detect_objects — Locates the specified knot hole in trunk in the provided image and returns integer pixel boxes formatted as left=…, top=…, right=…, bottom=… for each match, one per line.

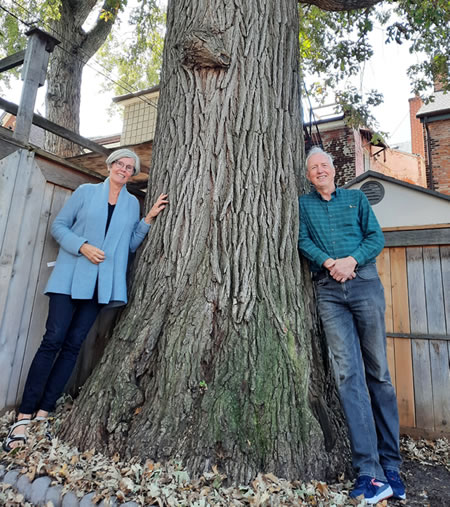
left=179, top=29, right=231, bottom=69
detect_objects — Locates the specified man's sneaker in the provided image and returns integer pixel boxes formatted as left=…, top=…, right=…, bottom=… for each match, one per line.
left=349, top=475, right=393, bottom=504
left=384, top=469, right=406, bottom=500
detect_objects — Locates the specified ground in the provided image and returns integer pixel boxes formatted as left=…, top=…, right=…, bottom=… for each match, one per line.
left=399, top=442, right=450, bottom=506
left=1, top=401, right=449, bottom=506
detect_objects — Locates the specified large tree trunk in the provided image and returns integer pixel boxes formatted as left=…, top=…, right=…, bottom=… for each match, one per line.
left=44, top=0, right=117, bottom=157
left=61, top=0, right=350, bottom=482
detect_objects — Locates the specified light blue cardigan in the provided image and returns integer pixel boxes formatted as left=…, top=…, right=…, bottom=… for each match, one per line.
left=45, top=178, right=150, bottom=306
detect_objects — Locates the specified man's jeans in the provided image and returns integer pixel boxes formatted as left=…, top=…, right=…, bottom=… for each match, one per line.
left=20, top=293, right=103, bottom=414
left=315, top=263, right=401, bottom=480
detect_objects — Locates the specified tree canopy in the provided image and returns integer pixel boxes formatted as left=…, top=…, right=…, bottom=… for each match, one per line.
left=299, top=0, right=449, bottom=128
left=0, top=0, right=448, bottom=135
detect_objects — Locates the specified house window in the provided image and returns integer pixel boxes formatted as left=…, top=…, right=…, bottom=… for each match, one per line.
left=360, top=181, right=385, bottom=205
left=363, top=151, right=370, bottom=172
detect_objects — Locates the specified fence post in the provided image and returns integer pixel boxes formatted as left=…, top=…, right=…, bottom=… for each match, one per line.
left=13, top=27, right=59, bottom=144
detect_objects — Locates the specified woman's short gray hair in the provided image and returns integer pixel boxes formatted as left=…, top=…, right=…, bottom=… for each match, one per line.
left=105, top=149, right=141, bottom=175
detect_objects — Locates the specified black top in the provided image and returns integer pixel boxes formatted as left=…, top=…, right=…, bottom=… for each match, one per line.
left=106, top=203, right=116, bottom=234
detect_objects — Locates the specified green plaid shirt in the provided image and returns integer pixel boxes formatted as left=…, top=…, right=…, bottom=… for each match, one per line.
left=298, top=187, right=384, bottom=272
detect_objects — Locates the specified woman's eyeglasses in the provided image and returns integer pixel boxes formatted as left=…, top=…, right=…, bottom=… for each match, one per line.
left=114, top=160, right=135, bottom=173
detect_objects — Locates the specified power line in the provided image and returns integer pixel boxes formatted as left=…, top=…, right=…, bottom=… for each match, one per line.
left=4, top=0, right=159, bottom=111
left=0, top=2, right=33, bottom=27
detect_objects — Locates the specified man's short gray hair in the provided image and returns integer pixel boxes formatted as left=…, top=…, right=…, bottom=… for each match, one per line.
left=105, top=149, right=141, bottom=176
left=305, top=146, right=334, bottom=169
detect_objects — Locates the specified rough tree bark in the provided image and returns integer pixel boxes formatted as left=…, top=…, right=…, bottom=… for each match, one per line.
left=61, top=0, right=352, bottom=482
left=44, top=0, right=117, bottom=157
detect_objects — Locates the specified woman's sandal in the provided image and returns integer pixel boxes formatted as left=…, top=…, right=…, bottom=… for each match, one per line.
left=2, top=419, right=31, bottom=452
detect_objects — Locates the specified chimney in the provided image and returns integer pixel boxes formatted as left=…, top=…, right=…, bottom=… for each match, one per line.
left=409, top=95, right=425, bottom=158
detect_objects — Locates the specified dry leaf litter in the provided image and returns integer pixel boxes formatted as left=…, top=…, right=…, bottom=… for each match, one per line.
left=0, top=402, right=448, bottom=506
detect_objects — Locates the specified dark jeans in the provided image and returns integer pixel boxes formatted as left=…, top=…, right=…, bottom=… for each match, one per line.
left=315, top=263, right=401, bottom=480
left=19, top=293, right=103, bottom=414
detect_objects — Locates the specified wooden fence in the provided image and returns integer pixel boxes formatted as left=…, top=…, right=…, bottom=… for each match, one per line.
left=377, top=242, right=450, bottom=438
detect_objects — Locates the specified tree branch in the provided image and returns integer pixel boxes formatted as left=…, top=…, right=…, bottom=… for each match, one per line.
left=300, top=0, right=381, bottom=11
left=70, top=0, right=98, bottom=28
left=80, top=0, right=118, bottom=58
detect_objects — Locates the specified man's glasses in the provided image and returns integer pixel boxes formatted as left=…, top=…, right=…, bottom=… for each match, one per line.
left=114, top=160, right=135, bottom=173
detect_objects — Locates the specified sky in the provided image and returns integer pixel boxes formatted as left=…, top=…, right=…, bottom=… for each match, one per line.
left=303, top=25, right=424, bottom=149
left=2, top=17, right=424, bottom=149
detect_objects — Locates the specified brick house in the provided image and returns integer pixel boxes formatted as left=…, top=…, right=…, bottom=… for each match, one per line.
left=413, top=82, right=450, bottom=195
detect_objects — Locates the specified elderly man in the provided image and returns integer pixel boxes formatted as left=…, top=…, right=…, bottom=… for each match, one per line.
left=298, top=147, right=405, bottom=504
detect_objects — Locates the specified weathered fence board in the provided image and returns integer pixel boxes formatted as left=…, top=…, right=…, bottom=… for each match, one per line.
left=389, top=247, right=415, bottom=428
left=4, top=167, right=48, bottom=407
left=390, top=248, right=410, bottom=334
left=411, top=339, right=435, bottom=430
left=430, top=340, right=450, bottom=431
left=406, top=247, right=427, bottom=334
left=423, top=247, right=446, bottom=335
left=377, top=250, right=396, bottom=391
left=439, top=246, right=449, bottom=333
left=377, top=249, right=393, bottom=332
left=0, top=152, right=19, bottom=251
left=0, top=151, right=34, bottom=327
left=406, top=247, right=435, bottom=431
left=0, top=151, right=37, bottom=408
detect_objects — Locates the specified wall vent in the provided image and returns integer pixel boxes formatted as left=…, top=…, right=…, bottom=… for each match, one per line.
left=360, top=181, right=385, bottom=205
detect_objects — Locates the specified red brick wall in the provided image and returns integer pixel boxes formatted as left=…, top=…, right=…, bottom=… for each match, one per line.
left=425, top=119, right=450, bottom=195
left=320, top=126, right=358, bottom=187
left=409, top=96, right=425, bottom=158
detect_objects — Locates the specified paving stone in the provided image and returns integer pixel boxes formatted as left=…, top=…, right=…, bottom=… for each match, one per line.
left=45, top=484, right=64, bottom=507
left=16, top=473, right=32, bottom=500
left=120, top=502, right=139, bottom=507
left=79, top=492, right=96, bottom=506
left=31, top=476, right=52, bottom=505
left=62, top=491, right=80, bottom=507
left=3, top=470, right=19, bottom=487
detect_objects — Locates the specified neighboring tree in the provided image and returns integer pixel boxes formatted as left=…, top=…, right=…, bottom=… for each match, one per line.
left=44, top=0, right=123, bottom=156
left=0, top=0, right=125, bottom=155
left=59, top=0, right=395, bottom=483
left=0, top=0, right=161, bottom=156
left=96, top=2, right=165, bottom=95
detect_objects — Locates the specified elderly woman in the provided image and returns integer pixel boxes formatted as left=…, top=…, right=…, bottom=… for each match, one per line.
left=3, top=149, right=167, bottom=451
